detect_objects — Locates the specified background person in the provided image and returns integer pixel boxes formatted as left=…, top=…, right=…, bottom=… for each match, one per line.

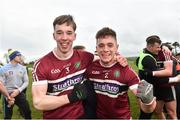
left=3, top=48, right=12, bottom=64
left=137, top=35, right=180, bottom=119
left=73, top=45, right=86, bottom=51
left=0, top=50, right=31, bottom=119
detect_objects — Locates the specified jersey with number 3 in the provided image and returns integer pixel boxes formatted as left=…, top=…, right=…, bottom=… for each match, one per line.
left=33, top=50, right=94, bottom=119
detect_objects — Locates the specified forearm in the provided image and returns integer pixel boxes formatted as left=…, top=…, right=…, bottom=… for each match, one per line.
left=33, top=94, right=70, bottom=111
left=153, top=61, right=173, bottom=77
left=18, top=81, right=28, bottom=92
left=153, top=69, right=172, bottom=77
left=150, top=76, right=178, bottom=85
left=18, top=74, right=29, bottom=92
left=0, top=89, right=10, bottom=98
left=0, top=82, right=10, bottom=98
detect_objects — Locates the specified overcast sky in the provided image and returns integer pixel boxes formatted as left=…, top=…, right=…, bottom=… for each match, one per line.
left=0, top=0, right=180, bottom=63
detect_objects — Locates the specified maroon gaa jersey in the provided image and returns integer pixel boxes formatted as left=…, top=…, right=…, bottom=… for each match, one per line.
left=85, top=60, right=139, bottom=119
left=32, top=50, right=94, bottom=119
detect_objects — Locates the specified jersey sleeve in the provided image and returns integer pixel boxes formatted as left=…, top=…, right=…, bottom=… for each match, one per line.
left=77, top=51, right=94, bottom=75
left=82, top=51, right=94, bottom=66
left=18, top=66, right=29, bottom=92
left=32, top=59, right=48, bottom=84
left=124, top=66, right=140, bottom=90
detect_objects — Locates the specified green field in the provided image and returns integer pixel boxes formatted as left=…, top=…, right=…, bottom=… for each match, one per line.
left=0, top=59, right=142, bottom=119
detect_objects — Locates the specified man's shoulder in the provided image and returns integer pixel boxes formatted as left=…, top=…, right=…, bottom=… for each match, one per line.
left=37, top=51, right=53, bottom=62
left=91, top=59, right=100, bottom=65
left=115, top=64, right=133, bottom=74
left=0, top=64, right=12, bottom=70
left=74, top=50, right=94, bottom=61
left=33, top=51, right=53, bottom=68
left=18, top=64, right=27, bottom=70
left=86, top=59, right=100, bottom=69
left=143, top=55, right=156, bottom=62
left=75, top=50, right=93, bottom=56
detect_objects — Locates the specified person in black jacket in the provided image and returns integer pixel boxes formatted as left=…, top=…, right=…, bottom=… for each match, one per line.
left=136, top=35, right=180, bottom=119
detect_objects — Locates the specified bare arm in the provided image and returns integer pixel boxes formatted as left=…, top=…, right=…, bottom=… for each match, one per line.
left=0, top=81, right=15, bottom=106
left=153, top=61, right=173, bottom=77
left=153, top=45, right=173, bottom=76
left=32, top=82, right=70, bottom=111
left=0, top=81, right=10, bottom=98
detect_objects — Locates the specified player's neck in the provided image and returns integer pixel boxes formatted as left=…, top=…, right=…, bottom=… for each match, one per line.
left=53, top=48, right=73, bottom=60
left=99, top=60, right=117, bottom=68
left=10, top=60, right=18, bottom=65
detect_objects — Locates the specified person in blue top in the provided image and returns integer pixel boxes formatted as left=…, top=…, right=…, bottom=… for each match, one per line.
left=0, top=50, right=31, bottom=119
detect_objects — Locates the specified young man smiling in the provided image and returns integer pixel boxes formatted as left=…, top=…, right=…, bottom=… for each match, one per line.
left=32, top=15, right=128, bottom=119
left=85, top=27, right=156, bottom=119
left=0, top=50, right=31, bottom=119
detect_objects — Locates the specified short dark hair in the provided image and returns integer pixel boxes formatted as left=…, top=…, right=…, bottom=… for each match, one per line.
left=146, top=35, right=161, bottom=45
left=73, top=45, right=85, bottom=50
left=176, top=52, right=180, bottom=56
left=96, top=27, right=117, bottom=41
left=53, top=15, right=76, bottom=31
left=162, top=42, right=173, bottom=51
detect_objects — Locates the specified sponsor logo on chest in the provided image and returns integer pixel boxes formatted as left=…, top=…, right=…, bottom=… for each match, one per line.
left=51, top=69, right=61, bottom=74
left=92, top=70, right=100, bottom=74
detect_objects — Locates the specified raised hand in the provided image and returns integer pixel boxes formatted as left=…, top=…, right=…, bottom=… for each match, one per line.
left=115, top=54, right=128, bottom=67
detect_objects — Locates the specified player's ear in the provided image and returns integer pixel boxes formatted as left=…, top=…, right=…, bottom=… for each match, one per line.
left=73, top=33, right=76, bottom=41
left=53, top=32, right=55, bottom=40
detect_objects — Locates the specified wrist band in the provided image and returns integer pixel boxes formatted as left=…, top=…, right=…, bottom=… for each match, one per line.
left=142, top=97, right=156, bottom=105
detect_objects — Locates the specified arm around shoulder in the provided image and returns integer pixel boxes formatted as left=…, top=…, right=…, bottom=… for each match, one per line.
left=153, top=60, right=173, bottom=77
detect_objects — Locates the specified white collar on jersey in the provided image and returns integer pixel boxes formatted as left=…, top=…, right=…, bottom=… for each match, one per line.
left=99, top=60, right=117, bottom=68
left=53, top=47, right=74, bottom=60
